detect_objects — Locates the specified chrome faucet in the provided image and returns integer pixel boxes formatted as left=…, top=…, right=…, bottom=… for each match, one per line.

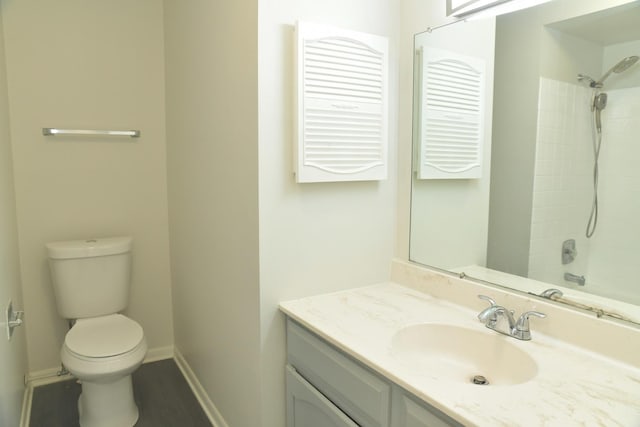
left=538, top=288, right=563, bottom=299
left=476, top=294, right=498, bottom=324
left=477, top=295, right=546, bottom=341
left=564, top=272, right=586, bottom=286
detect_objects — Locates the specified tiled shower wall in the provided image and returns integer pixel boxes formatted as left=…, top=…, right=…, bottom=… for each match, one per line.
left=529, top=78, right=640, bottom=305
left=586, top=86, right=640, bottom=304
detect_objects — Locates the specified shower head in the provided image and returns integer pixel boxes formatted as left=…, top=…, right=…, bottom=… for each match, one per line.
left=612, top=55, right=639, bottom=72
left=593, top=55, right=639, bottom=88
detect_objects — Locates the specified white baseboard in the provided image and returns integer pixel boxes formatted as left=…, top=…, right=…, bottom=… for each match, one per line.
left=22, top=343, right=176, bottom=425
left=19, top=382, right=33, bottom=427
left=22, top=346, right=220, bottom=427
left=174, top=347, right=228, bottom=427
left=144, top=345, right=174, bottom=363
left=27, top=367, right=73, bottom=388
left=25, top=345, right=175, bottom=389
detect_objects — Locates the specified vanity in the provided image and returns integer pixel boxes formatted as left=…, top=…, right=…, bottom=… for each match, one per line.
left=280, top=261, right=640, bottom=426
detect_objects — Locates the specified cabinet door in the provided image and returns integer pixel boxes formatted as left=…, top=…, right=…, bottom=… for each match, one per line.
left=287, top=319, right=390, bottom=427
left=391, top=387, right=462, bottom=427
left=287, top=365, right=360, bottom=427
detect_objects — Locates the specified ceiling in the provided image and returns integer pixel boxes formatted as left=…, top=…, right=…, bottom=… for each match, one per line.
left=547, top=1, right=640, bottom=45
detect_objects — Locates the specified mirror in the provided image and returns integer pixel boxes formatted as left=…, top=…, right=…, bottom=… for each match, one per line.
left=410, top=0, right=640, bottom=324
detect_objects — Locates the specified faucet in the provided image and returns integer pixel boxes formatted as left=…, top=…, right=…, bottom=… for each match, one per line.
left=564, top=272, right=586, bottom=286
left=538, top=288, right=563, bottom=299
left=477, top=295, right=546, bottom=341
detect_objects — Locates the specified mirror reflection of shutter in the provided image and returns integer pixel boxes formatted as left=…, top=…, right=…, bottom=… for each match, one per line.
left=447, top=0, right=507, bottom=17
left=418, top=47, right=485, bottom=180
left=295, top=22, right=388, bottom=183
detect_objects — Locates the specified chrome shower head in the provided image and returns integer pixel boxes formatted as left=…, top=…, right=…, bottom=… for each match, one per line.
left=612, top=55, right=639, bottom=73
left=593, top=55, right=639, bottom=88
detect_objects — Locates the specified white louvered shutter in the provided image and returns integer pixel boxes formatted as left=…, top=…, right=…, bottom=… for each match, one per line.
left=295, top=22, right=388, bottom=183
left=418, top=47, right=485, bottom=179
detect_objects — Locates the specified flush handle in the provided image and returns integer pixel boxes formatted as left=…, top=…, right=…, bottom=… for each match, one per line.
left=6, top=300, right=24, bottom=340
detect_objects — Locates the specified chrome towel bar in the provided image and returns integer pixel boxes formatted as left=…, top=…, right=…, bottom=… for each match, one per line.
left=42, top=128, right=140, bottom=138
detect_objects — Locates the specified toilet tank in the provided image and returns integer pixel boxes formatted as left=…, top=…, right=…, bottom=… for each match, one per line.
left=46, top=237, right=133, bottom=319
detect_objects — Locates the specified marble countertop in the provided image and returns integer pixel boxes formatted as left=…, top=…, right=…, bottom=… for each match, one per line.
left=280, top=282, right=640, bottom=426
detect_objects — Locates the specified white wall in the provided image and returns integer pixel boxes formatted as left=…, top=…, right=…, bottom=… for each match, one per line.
left=257, top=0, right=399, bottom=425
left=0, top=6, right=28, bottom=425
left=163, top=1, right=261, bottom=426
left=2, top=0, right=173, bottom=373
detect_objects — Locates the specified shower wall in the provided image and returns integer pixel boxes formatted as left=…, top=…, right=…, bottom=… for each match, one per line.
left=529, top=79, right=640, bottom=305
left=527, top=18, right=640, bottom=304
left=586, top=85, right=640, bottom=304
left=528, top=78, right=592, bottom=287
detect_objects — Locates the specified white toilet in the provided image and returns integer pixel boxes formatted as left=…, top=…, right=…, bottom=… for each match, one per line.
left=46, top=236, right=147, bottom=427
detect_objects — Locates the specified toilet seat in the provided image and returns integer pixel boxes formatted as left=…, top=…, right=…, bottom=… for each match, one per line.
left=65, top=314, right=144, bottom=358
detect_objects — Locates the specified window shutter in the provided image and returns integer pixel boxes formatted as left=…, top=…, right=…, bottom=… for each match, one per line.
left=295, top=22, right=388, bottom=183
left=418, top=46, right=485, bottom=179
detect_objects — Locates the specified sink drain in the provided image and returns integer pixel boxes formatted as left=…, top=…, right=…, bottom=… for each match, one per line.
left=471, top=375, right=489, bottom=385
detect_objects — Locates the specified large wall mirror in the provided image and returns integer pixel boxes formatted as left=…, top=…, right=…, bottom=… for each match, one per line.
left=410, top=0, right=640, bottom=325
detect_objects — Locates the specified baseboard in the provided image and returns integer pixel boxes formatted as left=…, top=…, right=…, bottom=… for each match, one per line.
left=27, top=367, right=73, bottom=388
left=174, top=347, right=228, bottom=427
left=19, top=382, right=33, bottom=427
left=22, top=345, right=205, bottom=427
left=144, top=345, right=174, bottom=363
left=26, top=345, right=175, bottom=390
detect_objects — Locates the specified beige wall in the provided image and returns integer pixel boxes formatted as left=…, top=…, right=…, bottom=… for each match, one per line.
left=163, top=0, right=261, bottom=426
left=257, top=0, right=399, bottom=425
left=2, top=0, right=173, bottom=373
left=0, top=5, right=28, bottom=425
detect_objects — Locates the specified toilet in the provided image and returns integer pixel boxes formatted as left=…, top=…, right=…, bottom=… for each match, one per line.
left=46, top=236, right=147, bottom=427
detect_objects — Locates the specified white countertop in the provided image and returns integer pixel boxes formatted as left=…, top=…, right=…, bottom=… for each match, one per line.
left=280, top=281, right=640, bottom=426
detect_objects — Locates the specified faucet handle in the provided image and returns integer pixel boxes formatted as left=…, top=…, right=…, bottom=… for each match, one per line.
left=477, top=295, right=497, bottom=323
left=478, top=294, right=496, bottom=306
left=514, top=311, right=546, bottom=340
left=539, top=288, right=563, bottom=299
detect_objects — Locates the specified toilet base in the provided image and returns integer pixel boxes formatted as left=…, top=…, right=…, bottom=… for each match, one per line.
left=78, top=375, right=139, bottom=427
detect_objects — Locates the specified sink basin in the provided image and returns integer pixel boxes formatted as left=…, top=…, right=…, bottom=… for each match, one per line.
left=391, top=323, right=537, bottom=386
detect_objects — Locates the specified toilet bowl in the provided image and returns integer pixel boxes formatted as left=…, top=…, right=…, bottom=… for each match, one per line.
left=61, top=314, right=147, bottom=427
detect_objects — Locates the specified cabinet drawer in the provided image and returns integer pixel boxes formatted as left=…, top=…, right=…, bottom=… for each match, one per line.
left=287, top=319, right=391, bottom=427
left=391, top=386, right=463, bottom=427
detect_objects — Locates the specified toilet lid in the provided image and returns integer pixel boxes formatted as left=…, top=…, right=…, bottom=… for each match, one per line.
left=65, top=314, right=144, bottom=358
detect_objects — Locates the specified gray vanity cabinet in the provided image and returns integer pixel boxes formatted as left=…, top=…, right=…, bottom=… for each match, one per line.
left=286, top=318, right=461, bottom=427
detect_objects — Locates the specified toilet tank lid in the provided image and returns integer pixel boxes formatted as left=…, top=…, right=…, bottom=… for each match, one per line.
left=46, top=236, right=133, bottom=259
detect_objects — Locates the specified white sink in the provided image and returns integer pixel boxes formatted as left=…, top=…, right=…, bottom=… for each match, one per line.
left=391, top=323, right=538, bottom=386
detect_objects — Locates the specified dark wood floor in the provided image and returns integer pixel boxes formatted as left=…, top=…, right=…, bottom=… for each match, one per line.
left=30, top=359, right=212, bottom=427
